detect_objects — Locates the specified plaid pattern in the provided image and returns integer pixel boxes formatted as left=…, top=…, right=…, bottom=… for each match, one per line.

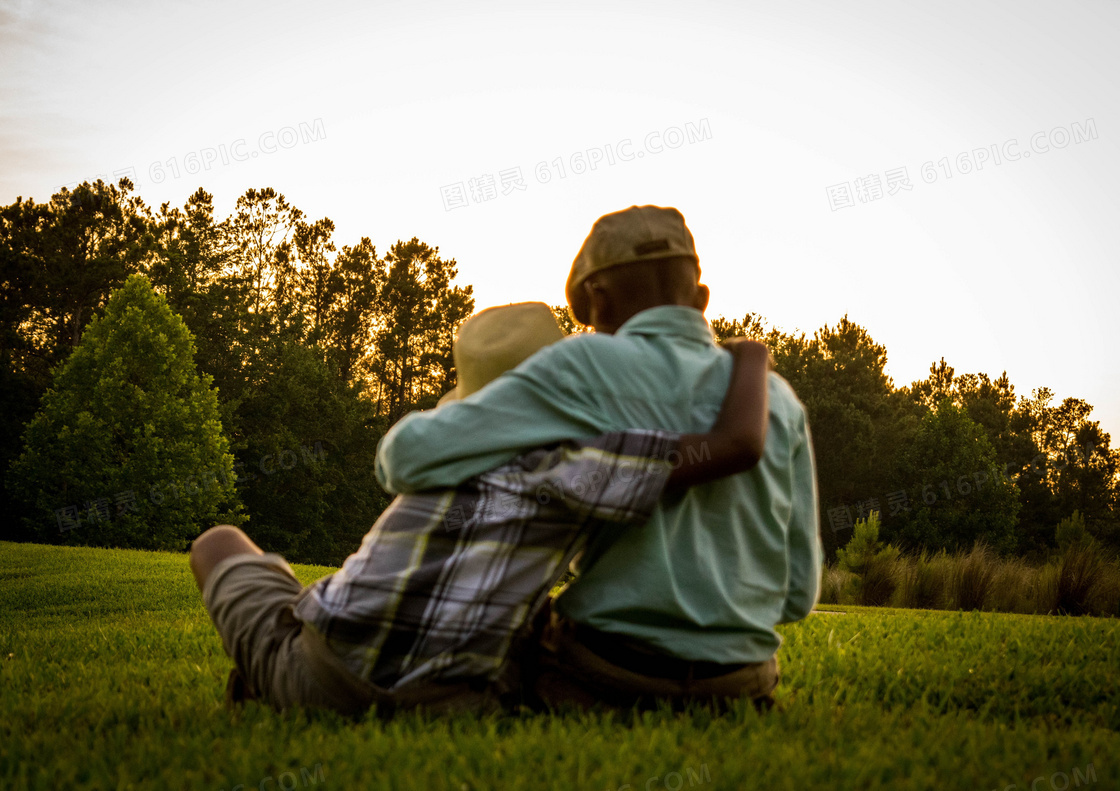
left=293, top=430, right=679, bottom=692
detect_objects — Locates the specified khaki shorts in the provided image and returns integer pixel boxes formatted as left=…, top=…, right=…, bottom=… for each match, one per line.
left=531, top=612, right=780, bottom=713
left=202, top=553, right=502, bottom=717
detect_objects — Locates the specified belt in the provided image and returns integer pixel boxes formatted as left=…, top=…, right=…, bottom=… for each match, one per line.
left=572, top=624, right=751, bottom=682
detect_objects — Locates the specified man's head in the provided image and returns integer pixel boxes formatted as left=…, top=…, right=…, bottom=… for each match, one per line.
left=566, top=205, right=709, bottom=334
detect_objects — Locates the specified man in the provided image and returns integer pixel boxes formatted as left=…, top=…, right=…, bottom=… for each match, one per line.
left=190, top=301, right=771, bottom=716
left=376, top=205, right=821, bottom=711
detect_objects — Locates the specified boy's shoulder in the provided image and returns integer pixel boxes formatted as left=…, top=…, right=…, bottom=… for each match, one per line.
left=518, top=331, right=635, bottom=374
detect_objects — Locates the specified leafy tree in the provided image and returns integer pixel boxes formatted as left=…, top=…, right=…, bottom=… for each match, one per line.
left=709, top=312, right=768, bottom=343
left=911, top=357, right=956, bottom=411
left=927, top=369, right=1120, bottom=556
left=835, top=510, right=898, bottom=574
left=223, top=187, right=303, bottom=319
left=835, top=511, right=900, bottom=606
left=290, top=217, right=337, bottom=345
left=0, top=196, right=51, bottom=534
left=142, top=190, right=394, bottom=562
left=774, top=316, right=917, bottom=558
left=147, top=188, right=227, bottom=303
left=7, top=274, right=241, bottom=550
left=146, top=189, right=251, bottom=412
left=550, top=305, right=591, bottom=336
left=1, top=180, right=152, bottom=539
left=1031, top=397, right=1120, bottom=552
left=955, top=371, right=1024, bottom=459
left=913, top=361, right=1033, bottom=466
left=326, top=237, right=382, bottom=388
left=903, top=361, right=1120, bottom=557
left=1055, top=509, right=1094, bottom=552
left=23, top=180, right=151, bottom=362
left=887, top=400, right=1020, bottom=554
left=230, top=337, right=388, bottom=564
left=370, top=239, right=474, bottom=422
left=0, top=195, right=50, bottom=382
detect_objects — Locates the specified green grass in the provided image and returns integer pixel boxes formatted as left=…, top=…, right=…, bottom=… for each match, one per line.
left=1, top=541, right=1117, bottom=790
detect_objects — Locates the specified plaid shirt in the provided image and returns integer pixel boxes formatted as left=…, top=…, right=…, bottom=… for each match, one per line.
left=293, top=429, right=678, bottom=692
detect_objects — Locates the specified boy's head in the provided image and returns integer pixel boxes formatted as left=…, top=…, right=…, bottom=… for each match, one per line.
left=566, top=205, right=709, bottom=333
left=439, top=302, right=566, bottom=404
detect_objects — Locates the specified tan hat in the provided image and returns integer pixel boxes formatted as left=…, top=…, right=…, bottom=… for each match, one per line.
left=438, top=302, right=566, bottom=405
left=566, top=205, right=700, bottom=326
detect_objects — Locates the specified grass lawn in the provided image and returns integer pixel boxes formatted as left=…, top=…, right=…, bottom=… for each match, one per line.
left=1, top=541, right=1117, bottom=791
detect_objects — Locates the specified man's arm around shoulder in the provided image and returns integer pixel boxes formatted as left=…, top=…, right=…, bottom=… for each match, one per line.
left=375, top=341, right=600, bottom=494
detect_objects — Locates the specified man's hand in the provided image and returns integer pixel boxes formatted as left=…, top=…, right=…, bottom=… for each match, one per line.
left=710, top=337, right=771, bottom=451
left=666, top=337, right=771, bottom=490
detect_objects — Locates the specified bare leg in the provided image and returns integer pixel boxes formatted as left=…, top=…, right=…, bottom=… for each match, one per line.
left=189, top=525, right=264, bottom=593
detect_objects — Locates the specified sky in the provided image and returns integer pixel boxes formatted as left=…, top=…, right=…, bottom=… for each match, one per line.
left=2, top=0, right=1118, bottom=440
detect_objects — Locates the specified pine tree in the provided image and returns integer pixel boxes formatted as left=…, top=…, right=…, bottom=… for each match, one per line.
left=8, top=274, right=242, bottom=550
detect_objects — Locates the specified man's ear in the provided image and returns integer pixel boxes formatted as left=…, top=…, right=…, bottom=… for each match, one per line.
left=584, top=278, right=613, bottom=332
left=693, top=282, right=710, bottom=313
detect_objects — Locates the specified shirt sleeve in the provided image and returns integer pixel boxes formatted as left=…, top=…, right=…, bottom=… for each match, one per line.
left=375, top=342, right=604, bottom=494
left=779, top=411, right=823, bottom=623
left=482, top=429, right=680, bottom=526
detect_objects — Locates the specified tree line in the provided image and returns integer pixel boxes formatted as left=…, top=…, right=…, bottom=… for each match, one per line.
left=1, top=179, right=472, bottom=562
left=1, top=178, right=1116, bottom=564
left=707, top=315, right=1118, bottom=559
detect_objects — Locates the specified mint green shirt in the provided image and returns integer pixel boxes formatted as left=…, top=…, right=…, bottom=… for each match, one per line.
left=375, top=306, right=822, bottom=663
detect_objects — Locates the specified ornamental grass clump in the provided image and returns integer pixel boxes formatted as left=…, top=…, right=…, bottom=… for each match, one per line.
left=819, top=564, right=853, bottom=605
left=1056, top=541, right=1112, bottom=616
left=986, top=557, right=1035, bottom=614
left=950, top=543, right=998, bottom=612
left=1051, top=510, right=1119, bottom=616
left=895, top=550, right=952, bottom=610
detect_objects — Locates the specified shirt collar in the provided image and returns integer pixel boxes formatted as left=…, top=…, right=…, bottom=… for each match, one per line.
left=615, top=305, right=715, bottom=345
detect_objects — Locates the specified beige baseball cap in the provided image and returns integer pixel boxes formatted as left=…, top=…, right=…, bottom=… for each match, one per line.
left=438, top=302, right=566, bottom=405
left=566, top=205, right=700, bottom=326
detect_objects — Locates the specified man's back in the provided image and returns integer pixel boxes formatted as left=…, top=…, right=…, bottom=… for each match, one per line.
left=376, top=305, right=821, bottom=664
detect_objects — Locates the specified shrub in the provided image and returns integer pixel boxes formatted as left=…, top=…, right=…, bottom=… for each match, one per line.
left=836, top=512, right=900, bottom=606
left=836, top=511, right=889, bottom=575
left=1055, top=510, right=1093, bottom=552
